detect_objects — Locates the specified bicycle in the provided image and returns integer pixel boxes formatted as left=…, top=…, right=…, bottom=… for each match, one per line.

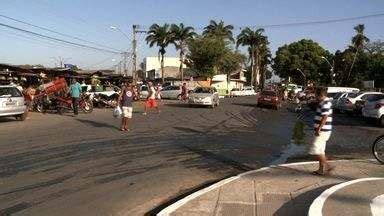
left=372, top=135, right=384, bottom=164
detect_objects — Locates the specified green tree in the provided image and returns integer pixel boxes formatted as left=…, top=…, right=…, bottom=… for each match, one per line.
left=170, top=23, right=196, bottom=81
left=145, top=23, right=172, bottom=83
left=272, top=39, right=332, bottom=85
left=236, top=28, right=269, bottom=90
left=203, top=20, right=234, bottom=42
left=348, top=24, right=369, bottom=81
left=219, top=51, right=246, bottom=92
left=186, top=36, right=227, bottom=78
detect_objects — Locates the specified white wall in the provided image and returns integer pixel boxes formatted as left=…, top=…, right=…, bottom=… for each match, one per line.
left=143, top=57, right=186, bottom=72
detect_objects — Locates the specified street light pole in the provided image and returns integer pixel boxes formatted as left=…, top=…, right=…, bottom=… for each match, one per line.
left=110, top=26, right=130, bottom=76
left=296, top=68, right=306, bottom=86
left=321, top=56, right=335, bottom=85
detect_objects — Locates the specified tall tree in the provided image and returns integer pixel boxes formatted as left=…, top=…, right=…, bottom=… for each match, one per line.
left=186, top=36, right=227, bottom=78
left=236, top=27, right=269, bottom=89
left=203, top=20, right=234, bottom=42
left=145, top=23, right=172, bottom=83
left=348, top=24, right=369, bottom=81
left=272, top=39, right=332, bottom=85
left=170, top=23, right=196, bottom=81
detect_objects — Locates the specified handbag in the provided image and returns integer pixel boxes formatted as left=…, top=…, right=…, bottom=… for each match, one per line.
left=113, top=106, right=122, bottom=118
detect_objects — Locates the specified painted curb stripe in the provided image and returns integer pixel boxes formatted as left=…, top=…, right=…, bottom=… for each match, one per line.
left=308, top=177, right=384, bottom=216
left=157, top=159, right=373, bottom=215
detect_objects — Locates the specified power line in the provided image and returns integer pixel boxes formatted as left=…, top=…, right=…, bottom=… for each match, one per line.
left=0, top=22, right=122, bottom=54
left=138, top=12, right=384, bottom=30
left=0, top=14, right=123, bottom=52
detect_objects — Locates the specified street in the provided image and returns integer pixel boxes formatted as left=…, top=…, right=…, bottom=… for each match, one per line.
left=0, top=96, right=381, bottom=216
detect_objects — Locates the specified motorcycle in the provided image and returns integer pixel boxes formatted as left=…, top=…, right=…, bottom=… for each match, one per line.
left=92, top=93, right=119, bottom=108
left=56, top=94, right=93, bottom=114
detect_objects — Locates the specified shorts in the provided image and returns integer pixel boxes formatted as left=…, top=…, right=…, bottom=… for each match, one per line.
left=122, top=106, right=133, bottom=118
left=146, top=99, right=157, bottom=108
left=308, top=131, right=331, bottom=155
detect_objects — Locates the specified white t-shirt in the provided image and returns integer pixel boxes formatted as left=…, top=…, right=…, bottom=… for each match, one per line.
left=149, top=86, right=156, bottom=99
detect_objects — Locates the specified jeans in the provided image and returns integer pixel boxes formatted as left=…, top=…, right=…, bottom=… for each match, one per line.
left=72, top=97, right=79, bottom=115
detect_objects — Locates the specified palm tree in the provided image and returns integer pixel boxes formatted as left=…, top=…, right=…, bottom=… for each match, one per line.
left=236, top=27, right=267, bottom=89
left=348, top=24, right=369, bottom=81
left=170, top=23, right=196, bottom=81
left=203, top=20, right=234, bottom=42
left=146, top=23, right=172, bottom=83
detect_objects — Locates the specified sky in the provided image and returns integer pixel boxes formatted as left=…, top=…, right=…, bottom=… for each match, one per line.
left=0, top=0, right=383, bottom=71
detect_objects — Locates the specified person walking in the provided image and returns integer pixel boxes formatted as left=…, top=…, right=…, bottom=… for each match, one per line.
left=118, top=81, right=135, bottom=131
left=143, top=82, right=160, bottom=115
left=69, top=78, right=82, bottom=116
left=181, top=83, right=187, bottom=101
left=309, top=87, right=334, bottom=175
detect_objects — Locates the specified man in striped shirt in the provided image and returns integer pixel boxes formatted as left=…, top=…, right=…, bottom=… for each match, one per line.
left=309, top=87, right=334, bottom=175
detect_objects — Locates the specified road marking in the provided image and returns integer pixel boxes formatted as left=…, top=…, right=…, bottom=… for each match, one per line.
left=371, top=194, right=384, bottom=216
left=157, top=159, right=373, bottom=216
left=308, top=178, right=384, bottom=216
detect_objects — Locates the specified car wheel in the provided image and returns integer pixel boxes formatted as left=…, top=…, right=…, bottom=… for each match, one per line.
left=15, top=112, right=27, bottom=121
left=379, top=116, right=384, bottom=127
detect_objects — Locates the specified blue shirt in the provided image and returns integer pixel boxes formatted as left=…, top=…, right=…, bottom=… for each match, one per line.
left=69, top=82, right=82, bottom=98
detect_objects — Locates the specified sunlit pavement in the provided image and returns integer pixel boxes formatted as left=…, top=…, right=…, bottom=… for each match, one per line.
left=158, top=159, right=384, bottom=216
left=0, top=97, right=381, bottom=215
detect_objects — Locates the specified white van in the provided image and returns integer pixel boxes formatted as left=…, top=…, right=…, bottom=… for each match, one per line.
left=326, top=87, right=359, bottom=99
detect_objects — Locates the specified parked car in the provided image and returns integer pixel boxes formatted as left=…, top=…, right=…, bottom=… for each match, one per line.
left=339, top=92, right=384, bottom=114
left=230, top=88, right=243, bottom=97
left=243, top=86, right=257, bottom=96
left=161, top=85, right=182, bottom=99
left=362, top=94, right=384, bottom=127
left=257, top=90, right=281, bottom=110
left=332, top=92, right=359, bottom=112
left=188, top=87, right=219, bottom=108
left=0, top=85, right=27, bottom=121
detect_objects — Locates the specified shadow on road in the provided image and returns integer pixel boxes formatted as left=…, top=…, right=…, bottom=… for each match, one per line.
left=231, top=103, right=257, bottom=108
left=75, top=118, right=119, bottom=130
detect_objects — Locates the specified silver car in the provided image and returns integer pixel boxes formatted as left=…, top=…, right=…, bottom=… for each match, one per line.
left=0, top=85, right=27, bottom=121
left=188, top=87, right=220, bottom=108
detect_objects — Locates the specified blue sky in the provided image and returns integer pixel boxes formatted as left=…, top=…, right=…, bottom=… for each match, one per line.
left=0, top=0, right=383, bottom=70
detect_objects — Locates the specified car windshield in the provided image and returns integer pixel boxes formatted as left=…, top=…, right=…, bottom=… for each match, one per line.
left=0, top=87, right=22, bottom=97
left=332, top=92, right=344, bottom=99
left=348, top=92, right=361, bottom=98
left=195, top=88, right=213, bottom=93
left=261, top=91, right=276, bottom=96
left=368, top=94, right=384, bottom=102
left=232, top=88, right=239, bottom=91
left=327, top=93, right=338, bottom=99
left=141, top=86, right=148, bottom=91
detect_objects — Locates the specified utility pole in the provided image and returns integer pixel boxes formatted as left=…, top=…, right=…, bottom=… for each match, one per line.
left=52, top=56, right=71, bottom=68
left=132, top=25, right=146, bottom=83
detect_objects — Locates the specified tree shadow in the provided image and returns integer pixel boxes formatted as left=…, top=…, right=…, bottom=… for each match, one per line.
left=231, top=103, right=257, bottom=108
left=75, top=118, right=119, bottom=130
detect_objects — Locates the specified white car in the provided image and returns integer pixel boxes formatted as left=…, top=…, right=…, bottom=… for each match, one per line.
left=362, top=95, right=384, bottom=126
left=161, top=85, right=182, bottom=99
left=332, top=92, right=359, bottom=112
left=0, top=85, right=27, bottom=120
left=230, top=88, right=243, bottom=97
left=339, top=92, right=384, bottom=113
left=189, top=87, right=220, bottom=108
left=243, top=86, right=257, bottom=96
left=139, top=85, right=149, bottom=99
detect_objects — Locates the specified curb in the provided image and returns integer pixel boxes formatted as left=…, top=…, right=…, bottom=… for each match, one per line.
left=157, top=159, right=370, bottom=216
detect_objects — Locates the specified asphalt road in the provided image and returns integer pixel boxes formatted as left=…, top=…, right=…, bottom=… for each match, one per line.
left=0, top=96, right=381, bottom=216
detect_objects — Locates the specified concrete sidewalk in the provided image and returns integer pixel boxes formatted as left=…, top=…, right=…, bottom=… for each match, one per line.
left=158, top=159, right=384, bottom=216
